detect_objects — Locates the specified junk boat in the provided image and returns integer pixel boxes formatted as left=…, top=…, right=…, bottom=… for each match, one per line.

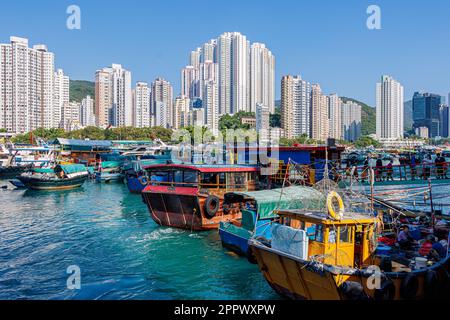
left=249, top=191, right=450, bottom=300
left=16, top=164, right=89, bottom=190
left=219, top=186, right=325, bottom=260
left=141, top=164, right=262, bottom=231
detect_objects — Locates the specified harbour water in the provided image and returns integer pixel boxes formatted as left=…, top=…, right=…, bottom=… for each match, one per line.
left=0, top=180, right=278, bottom=300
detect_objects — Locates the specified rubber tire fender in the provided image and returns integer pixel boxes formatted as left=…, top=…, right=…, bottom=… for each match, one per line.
left=204, top=195, right=220, bottom=219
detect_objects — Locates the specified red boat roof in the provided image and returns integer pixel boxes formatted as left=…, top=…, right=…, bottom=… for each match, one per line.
left=142, top=163, right=260, bottom=173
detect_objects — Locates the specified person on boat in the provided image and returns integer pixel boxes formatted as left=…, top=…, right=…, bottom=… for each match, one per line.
left=397, top=225, right=417, bottom=250
left=430, top=236, right=447, bottom=259
left=410, top=154, right=417, bottom=180
left=422, top=155, right=432, bottom=180
left=376, top=156, right=383, bottom=182
left=386, top=160, right=394, bottom=181
left=419, top=235, right=434, bottom=256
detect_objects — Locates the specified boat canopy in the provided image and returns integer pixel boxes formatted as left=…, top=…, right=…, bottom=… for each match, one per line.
left=144, top=163, right=259, bottom=173
left=101, top=161, right=123, bottom=169
left=54, top=164, right=87, bottom=174
left=224, top=186, right=326, bottom=220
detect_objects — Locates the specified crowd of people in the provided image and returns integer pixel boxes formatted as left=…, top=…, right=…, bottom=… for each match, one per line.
left=339, top=153, right=449, bottom=183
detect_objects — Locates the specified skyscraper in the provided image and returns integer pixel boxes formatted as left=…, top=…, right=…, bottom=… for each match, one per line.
left=133, top=82, right=150, bottom=128
left=151, top=78, right=173, bottom=128
left=250, top=43, right=275, bottom=114
left=80, top=95, right=95, bottom=127
left=53, top=68, right=70, bottom=128
left=61, top=102, right=81, bottom=131
left=256, top=103, right=270, bottom=142
left=95, top=64, right=132, bottom=128
left=376, top=75, right=404, bottom=139
left=328, top=94, right=342, bottom=140
left=181, top=66, right=199, bottom=100
left=310, top=84, right=329, bottom=141
left=0, top=36, right=56, bottom=133
left=188, top=32, right=273, bottom=117
left=173, top=95, right=190, bottom=129
left=341, top=101, right=362, bottom=142
left=439, top=105, right=449, bottom=138
left=412, top=92, right=442, bottom=138
left=281, top=75, right=311, bottom=139
left=202, top=80, right=219, bottom=135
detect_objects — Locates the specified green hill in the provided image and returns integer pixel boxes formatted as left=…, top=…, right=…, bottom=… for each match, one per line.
left=340, top=97, right=375, bottom=136
left=70, top=80, right=95, bottom=103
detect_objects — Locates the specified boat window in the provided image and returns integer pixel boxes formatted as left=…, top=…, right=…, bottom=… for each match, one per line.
left=308, top=224, right=324, bottom=243
left=227, top=172, right=247, bottom=189
left=149, top=170, right=171, bottom=185
left=183, top=171, right=198, bottom=186
left=174, top=170, right=183, bottom=184
left=201, top=173, right=218, bottom=186
left=339, top=226, right=352, bottom=243
left=328, top=228, right=336, bottom=244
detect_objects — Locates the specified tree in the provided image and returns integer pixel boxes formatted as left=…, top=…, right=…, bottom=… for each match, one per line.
left=354, top=136, right=382, bottom=148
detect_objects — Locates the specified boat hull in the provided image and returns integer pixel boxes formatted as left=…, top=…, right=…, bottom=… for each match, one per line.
left=95, top=172, right=124, bottom=183
left=249, top=240, right=450, bottom=300
left=16, top=175, right=88, bottom=190
left=142, top=187, right=241, bottom=231
left=0, top=165, right=32, bottom=178
left=125, top=175, right=147, bottom=193
left=219, top=222, right=252, bottom=256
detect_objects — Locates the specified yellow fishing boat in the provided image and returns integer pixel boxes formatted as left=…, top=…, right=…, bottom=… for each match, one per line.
left=249, top=192, right=450, bottom=300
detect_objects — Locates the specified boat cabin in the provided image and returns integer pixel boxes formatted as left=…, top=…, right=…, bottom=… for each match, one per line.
left=275, top=209, right=378, bottom=268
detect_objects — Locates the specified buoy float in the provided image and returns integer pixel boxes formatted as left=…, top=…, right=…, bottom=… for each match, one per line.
left=327, top=191, right=344, bottom=220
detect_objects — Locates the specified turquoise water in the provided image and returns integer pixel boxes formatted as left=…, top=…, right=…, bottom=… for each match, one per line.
left=0, top=180, right=278, bottom=300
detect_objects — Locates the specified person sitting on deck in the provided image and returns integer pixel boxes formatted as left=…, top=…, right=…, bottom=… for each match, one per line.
left=430, top=237, right=447, bottom=259
left=422, top=155, right=432, bottom=180
left=419, top=235, right=434, bottom=256
left=397, top=225, right=417, bottom=250
left=386, top=160, right=394, bottom=181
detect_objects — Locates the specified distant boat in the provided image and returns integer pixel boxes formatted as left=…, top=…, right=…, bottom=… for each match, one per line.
left=15, top=164, right=89, bottom=190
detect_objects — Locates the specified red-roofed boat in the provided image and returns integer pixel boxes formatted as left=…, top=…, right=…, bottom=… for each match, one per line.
left=141, top=164, right=262, bottom=231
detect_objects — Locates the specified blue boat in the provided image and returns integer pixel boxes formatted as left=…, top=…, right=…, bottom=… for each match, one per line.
left=219, top=186, right=325, bottom=260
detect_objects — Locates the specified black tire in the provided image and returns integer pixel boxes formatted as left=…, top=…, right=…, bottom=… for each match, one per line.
left=204, top=195, right=220, bottom=219
left=424, top=270, right=439, bottom=299
left=400, top=274, right=419, bottom=300
left=374, top=278, right=396, bottom=300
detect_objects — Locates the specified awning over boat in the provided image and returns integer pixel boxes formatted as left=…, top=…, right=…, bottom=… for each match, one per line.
left=100, top=161, right=122, bottom=169
left=224, top=186, right=325, bottom=220
left=54, top=164, right=87, bottom=174
left=53, top=138, right=112, bottom=151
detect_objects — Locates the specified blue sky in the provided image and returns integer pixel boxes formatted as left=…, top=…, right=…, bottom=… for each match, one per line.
left=1, top=0, right=449, bottom=106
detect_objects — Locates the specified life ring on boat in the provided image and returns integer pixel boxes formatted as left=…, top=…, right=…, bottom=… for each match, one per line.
left=138, top=176, right=148, bottom=186
left=424, top=270, right=439, bottom=299
left=374, top=278, right=396, bottom=300
left=400, top=274, right=419, bottom=300
left=327, top=191, right=344, bottom=220
left=204, top=195, right=220, bottom=219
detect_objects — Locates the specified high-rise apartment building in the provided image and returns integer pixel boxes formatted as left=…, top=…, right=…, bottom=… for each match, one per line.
left=186, top=32, right=274, bottom=117
left=376, top=75, right=404, bottom=139
left=80, top=95, right=95, bottom=127
left=328, top=94, right=342, bottom=140
left=250, top=43, right=275, bottom=114
left=0, top=36, right=57, bottom=133
left=202, top=80, right=219, bottom=135
left=310, top=84, right=329, bottom=141
left=341, top=101, right=362, bottom=142
left=53, top=68, right=70, bottom=128
left=181, top=66, right=199, bottom=100
left=151, top=78, right=173, bottom=128
left=173, top=95, right=190, bottom=129
left=95, top=64, right=132, bottom=128
left=281, top=75, right=311, bottom=139
left=61, top=102, right=81, bottom=131
left=133, top=82, right=150, bottom=128
left=256, top=103, right=270, bottom=142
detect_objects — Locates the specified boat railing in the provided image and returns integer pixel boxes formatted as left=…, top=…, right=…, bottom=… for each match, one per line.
left=336, top=161, right=450, bottom=183
left=146, top=180, right=249, bottom=190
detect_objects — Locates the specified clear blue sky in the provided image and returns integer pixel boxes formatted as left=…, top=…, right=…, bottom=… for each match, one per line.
left=1, top=0, right=449, bottom=106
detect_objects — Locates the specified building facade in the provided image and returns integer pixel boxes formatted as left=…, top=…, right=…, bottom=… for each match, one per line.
left=53, top=68, right=70, bottom=128
left=310, top=84, right=329, bottom=142
left=80, top=95, right=95, bottom=127
left=95, top=64, right=132, bottom=128
left=133, top=81, right=150, bottom=128
left=250, top=43, right=275, bottom=114
left=151, top=78, right=173, bottom=128
left=328, top=94, right=342, bottom=140
left=376, top=75, right=404, bottom=139
left=412, top=92, right=442, bottom=138
left=0, top=36, right=58, bottom=133
left=341, top=101, right=362, bottom=142
left=281, top=75, right=311, bottom=139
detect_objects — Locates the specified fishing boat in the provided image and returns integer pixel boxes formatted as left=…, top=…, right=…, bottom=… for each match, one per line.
left=219, top=186, right=325, bottom=259
left=141, top=164, right=262, bottom=231
left=94, top=153, right=134, bottom=183
left=15, top=164, right=89, bottom=190
left=248, top=191, right=450, bottom=300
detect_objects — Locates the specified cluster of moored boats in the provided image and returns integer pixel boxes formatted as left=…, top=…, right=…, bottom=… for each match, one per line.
left=1, top=138, right=449, bottom=300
